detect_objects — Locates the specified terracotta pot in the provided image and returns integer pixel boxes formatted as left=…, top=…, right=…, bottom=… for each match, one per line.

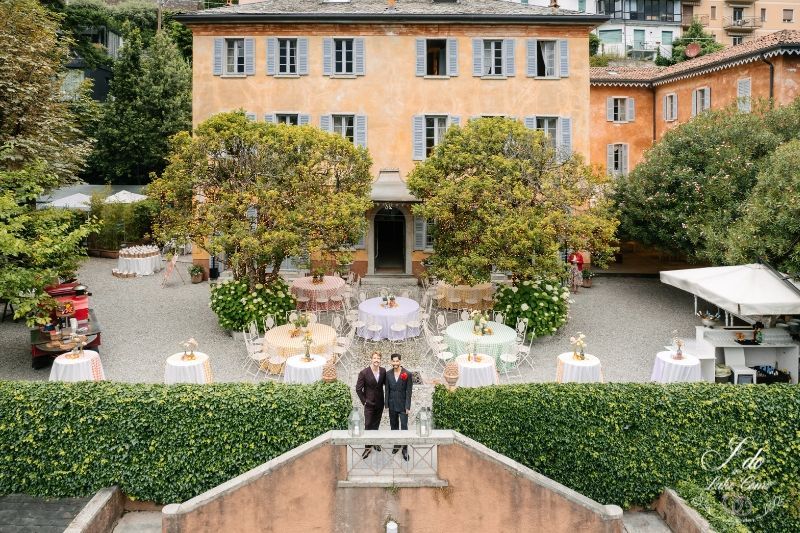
left=443, top=361, right=459, bottom=387
left=582, top=278, right=593, bottom=288
left=191, top=273, right=203, bottom=284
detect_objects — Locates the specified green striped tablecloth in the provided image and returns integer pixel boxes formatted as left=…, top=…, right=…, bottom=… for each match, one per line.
left=444, top=320, right=517, bottom=361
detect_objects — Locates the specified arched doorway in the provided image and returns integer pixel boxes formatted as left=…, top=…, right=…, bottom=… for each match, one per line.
left=373, top=207, right=405, bottom=273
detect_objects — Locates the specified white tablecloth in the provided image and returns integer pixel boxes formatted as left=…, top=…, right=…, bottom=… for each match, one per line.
left=117, top=254, right=162, bottom=276
left=556, top=352, right=603, bottom=383
left=165, top=352, right=213, bottom=384
left=357, top=297, right=420, bottom=340
left=49, top=350, right=105, bottom=382
left=455, top=353, right=497, bottom=388
left=650, top=351, right=702, bottom=383
left=444, top=321, right=517, bottom=360
left=283, top=354, right=327, bottom=384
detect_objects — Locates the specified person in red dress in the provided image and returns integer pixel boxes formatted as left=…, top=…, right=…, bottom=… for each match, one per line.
left=567, top=252, right=584, bottom=293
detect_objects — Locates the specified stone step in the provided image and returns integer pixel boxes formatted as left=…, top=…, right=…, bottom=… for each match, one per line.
left=360, top=275, right=419, bottom=287
left=112, top=511, right=162, bottom=533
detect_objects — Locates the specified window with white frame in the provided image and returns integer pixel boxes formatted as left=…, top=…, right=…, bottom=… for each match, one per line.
left=425, top=116, right=448, bottom=157
left=278, top=38, right=297, bottom=74
left=483, top=39, right=504, bottom=76
left=692, top=87, right=711, bottom=116
left=225, top=38, right=245, bottom=75
left=608, top=97, right=631, bottom=122
left=334, top=38, right=354, bottom=74
left=664, top=93, right=677, bottom=121
left=276, top=113, right=299, bottom=125
left=332, top=115, right=355, bottom=143
left=535, top=116, right=558, bottom=148
left=608, top=143, right=628, bottom=176
left=783, top=9, right=793, bottom=23
left=732, top=36, right=743, bottom=46
left=535, top=40, right=556, bottom=77
left=426, top=39, right=448, bottom=75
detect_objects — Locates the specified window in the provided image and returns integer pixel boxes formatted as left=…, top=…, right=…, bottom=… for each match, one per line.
left=664, top=93, right=677, bottom=121
left=278, top=38, right=297, bottom=74
left=784, top=9, right=794, bottom=23
left=598, top=29, right=622, bottom=44
left=332, top=115, right=355, bottom=142
left=711, top=6, right=716, bottom=20
left=732, top=36, right=743, bottom=46
left=535, top=117, right=558, bottom=148
left=225, top=38, right=245, bottom=75
left=535, top=40, right=556, bottom=77
left=608, top=97, right=632, bottom=122
left=733, top=7, right=743, bottom=22
left=662, top=31, right=673, bottom=46
left=426, top=39, right=448, bottom=75
left=276, top=114, right=299, bottom=125
left=738, top=78, right=751, bottom=113
left=424, top=220, right=435, bottom=249
left=608, top=143, right=628, bottom=175
left=761, top=8, right=767, bottom=22
left=483, top=39, right=504, bottom=76
left=692, top=87, right=711, bottom=116
left=578, top=0, right=586, bottom=11
left=334, top=38, right=354, bottom=74
left=425, top=116, right=448, bottom=157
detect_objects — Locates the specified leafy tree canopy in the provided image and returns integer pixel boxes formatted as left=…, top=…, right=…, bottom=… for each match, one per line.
left=407, top=118, right=618, bottom=285
left=148, top=112, right=374, bottom=286
left=658, top=20, right=724, bottom=66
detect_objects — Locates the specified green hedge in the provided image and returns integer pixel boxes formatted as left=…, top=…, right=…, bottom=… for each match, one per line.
left=432, top=383, right=799, bottom=533
left=676, top=481, right=749, bottom=533
left=0, top=381, right=351, bottom=503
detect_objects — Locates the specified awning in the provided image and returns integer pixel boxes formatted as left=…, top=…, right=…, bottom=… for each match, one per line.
left=46, top=193, right=92, bottom=211
left=370, top=170, right=417, bottom=202
left=660, top=264, right=800, bottom=316
left=104, top=190, right=148, bottom=204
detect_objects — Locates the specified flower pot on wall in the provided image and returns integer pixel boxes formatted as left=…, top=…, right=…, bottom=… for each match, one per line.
left=191, top=273, right=203, bottom=284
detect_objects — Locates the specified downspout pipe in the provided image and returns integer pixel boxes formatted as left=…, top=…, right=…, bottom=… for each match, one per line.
left=759, top=53, right=775, bottom=108
left=651, top=83, right=657, bottom=142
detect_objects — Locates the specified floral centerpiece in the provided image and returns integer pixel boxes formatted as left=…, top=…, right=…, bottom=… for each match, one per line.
left=311, top=269, right=325, bottom=284
left=696, top=309, right=720, bottom=327
left=470, top=310, right=492, bottom=335
left=180, top=338, right=199, bottom=361
left=672, top=330, right=684, bottom=360
left=302, top=332, right=313, bottom=362
left=291, top=313, right=311, bottom=337
left=381, top=294, right=398, bottom=308
left=570, top=332, right=586, bottom=360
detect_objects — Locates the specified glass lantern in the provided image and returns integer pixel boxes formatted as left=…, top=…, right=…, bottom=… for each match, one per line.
left=348, top=407, right=363, bottom=437
left=416, top=407, right=432, bottom=437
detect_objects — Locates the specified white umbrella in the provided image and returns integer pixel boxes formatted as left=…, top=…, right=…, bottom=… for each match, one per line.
left=104, top=190, right=147, bottom=204
left=660, top=264, right=800, bottom=316
left=47, top=193, right=92, bottom=211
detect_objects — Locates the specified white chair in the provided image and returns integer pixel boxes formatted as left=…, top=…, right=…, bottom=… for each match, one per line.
left=390, top=322, right=407, bottom=344
left=459, top=309, right=470, bottom=322
left=435, top=312, right=447, bottom=334
left=424, top=322, right=444, bottom=345
left=295, top=294, right=311, bottom=310
left=432, top=341, right=454, bottom=374
left=307, top=312, right=318, bottom=324
left=400, top=289, right=411, bottom=299
left=288, top=311, right=299, bottom=323
left=725, top=347, right=757, bottom=384
left=517, top=342, right=534, bottom=368
left=243, top=338, right=268, bottom=380
left=493, top=311, right=505, bottom=325
left=331, top=314, right=344, bottom=333
left=445, top=286, right=462, bottom=310
left=366, top=316, right=383, bottom=342
left=499, top=351, right=522, bottom=381
left=263, top=314, right=276, bottom=332
left=515, top=318, right=528, bottom=344
left=248, top=321, right=264, bottom=345
left=358, top=291, right=367, bottom=303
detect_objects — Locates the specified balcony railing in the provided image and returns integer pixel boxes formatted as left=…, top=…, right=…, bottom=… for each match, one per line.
left=723, top=16, right=763, bottom=31
left=683, top=14, right=710, bottom=27
left=598, top=41, right=672, bottom=60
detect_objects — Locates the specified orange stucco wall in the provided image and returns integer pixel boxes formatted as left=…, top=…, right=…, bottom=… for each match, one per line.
left=589, top=85, right=654, bottom=173
left=188, top=22, right=594, bottom=179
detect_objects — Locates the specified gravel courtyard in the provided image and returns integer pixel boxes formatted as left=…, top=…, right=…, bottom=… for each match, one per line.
left=0, top=257, right=699, bottom=387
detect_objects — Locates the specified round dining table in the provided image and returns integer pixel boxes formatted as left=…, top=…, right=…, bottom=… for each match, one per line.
left=436, top=282, right=495, bottom=310
left=49, top=350, right=105, bottom=382
left=283, top=354, right=327, bottom=384
left=357, top=297, right=420, bottom=340
left=444, top=320, right=517, bottom=360
left=650, top=351, right=702, bottom=383
left=455, top=353, right=498, bottom=388
left=555, top=352, right=603, bottom=383
left=164, top=352, right=213, bottom=384
left=290, top=276, right=345, bottom=311
left=261, top=323, right=337, bottom=358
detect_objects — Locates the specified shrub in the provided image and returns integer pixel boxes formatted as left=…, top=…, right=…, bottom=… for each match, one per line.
left=0, top=381, right=351, bottom=503
left=676, top=481, right=749, bottom=533
left=494, top=279, right=570, bottom=338
left=209, top=278, right=296, bottom=332
left=87, top=193, right=156, bottom=250
left=432, top=383, right=800, bottom=533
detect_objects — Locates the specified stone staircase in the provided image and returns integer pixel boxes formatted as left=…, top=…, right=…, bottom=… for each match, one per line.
left=359, top=274, right=419, bottom=287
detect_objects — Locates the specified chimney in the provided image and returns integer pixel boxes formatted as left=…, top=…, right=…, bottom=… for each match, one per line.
left=388, top=0, right=396, bottom=7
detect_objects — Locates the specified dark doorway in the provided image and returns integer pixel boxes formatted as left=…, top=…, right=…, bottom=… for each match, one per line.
left=374, top=208, right=405, bottom=273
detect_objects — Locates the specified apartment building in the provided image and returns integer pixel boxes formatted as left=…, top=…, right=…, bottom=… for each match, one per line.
left=682, top=0, right=798, bottom=47
left=176, top=0, right=606, bottom=276
left=590, top=30, right=800, bottom=174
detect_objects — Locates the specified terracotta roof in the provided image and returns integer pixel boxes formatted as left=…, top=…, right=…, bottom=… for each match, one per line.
left=174, top=0, right=608, bottom=23
left=591, top=30, right=800, bottom=86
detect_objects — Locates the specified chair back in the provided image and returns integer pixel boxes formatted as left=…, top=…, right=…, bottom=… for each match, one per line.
left=288, top=311, right=298, bottom=323
left=249, top=321, right=259, bottom=338
left=725, top=347, right=746, bottom=367
left=400, top=289, right=411, bottom=299
left=307, top=312, right=318, bottom=324
left=332, top=314, right=343, bottom=332
left=516, top=318, right=527, bottom=341
left=494, top=311, right=504, bottom=324
left=460, top=309, right=470, bottom=322
left=359, top=291, right=367, bottom=303
left=436, top=312, right=447, bottom=330
left=264, top=314, right=275, bottom=330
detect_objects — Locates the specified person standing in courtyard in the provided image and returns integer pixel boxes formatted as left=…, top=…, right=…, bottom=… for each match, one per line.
left=385, top=353, right=413, bottom=461
left=355, top=351, right=386, bottom=457
left=567, top=251, right=583, bottom=293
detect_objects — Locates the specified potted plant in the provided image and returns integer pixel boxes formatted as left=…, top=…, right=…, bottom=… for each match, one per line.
left=336, top=251, right=353, bottom=276
left=582, top=268, right=595, bottom=288
left=188, top=264, right=204, bottom=284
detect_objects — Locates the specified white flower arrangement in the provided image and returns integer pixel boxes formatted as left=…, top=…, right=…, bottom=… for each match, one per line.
left=569, top=332, right=586, bottom=350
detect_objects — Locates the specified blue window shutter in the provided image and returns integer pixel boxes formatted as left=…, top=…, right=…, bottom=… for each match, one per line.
left=472, top=38, right=483, bottom=76
left=621, top=145, right=629, bottom=175
left=245, top=112, right=256, bottom=122
left=299, top=114, right=311, bottom=125
left=213, top=38, right=223, bottom=76
left=672, top=94, right=678, bottom=118
left=627, top=98, right=635, bottom=122
left=607, top=97, right=614, bottom=121
left=447, top=38, right=458, bottom=76
left=354, top=38, right=365, bottom=75
left=320, top=115, right=332, bottom=132
left=607, top=144, right=615, bottom=174
left=415, top=39, right=426, bottom=76
left=559, top=117, right=572, bottom=157
left=323, top=38, right=333, bottom=76
left=691, top=90, right=698, bottom=117
left=663, top=95, right=668, bottom=120
left=559, top=39, right=569, bottom=77
left=414, top=217, right=425, bottom=250
left=412, top=115, right=425, bottom=160
left=504, top=39, right=516, bottom=76
left=449, top=115, right=460, bottom=127
left=297, top=38, right=309, bottom=75
left=266, top=38, right=277, bottom=75
left=706, top=87, right=711, bottom=110
left=355, top=115, right=367, bottom=148
left=244, top=38, right=255, bottom=75
left=264, top=113, right=276, bottom=123
left=526, top=39, right=537, bottom=77
left=523, top=116, right=535, bottom=129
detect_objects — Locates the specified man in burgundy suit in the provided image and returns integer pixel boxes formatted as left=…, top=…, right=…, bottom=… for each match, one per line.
left=355, top=351, right=386, bottom=457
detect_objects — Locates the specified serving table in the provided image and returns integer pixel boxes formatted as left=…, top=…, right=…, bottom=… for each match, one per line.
left=165, top=352, right=213, bottom=384
left=49, top=350, right=105, bottom=382
left=555, top=352, right=603, bottom=383
left=698, top=327, right=799, bottom=384
left=30, top=309, right=102, bottom=369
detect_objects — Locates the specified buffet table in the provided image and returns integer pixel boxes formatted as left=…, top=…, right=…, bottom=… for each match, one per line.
left=164, top=352, right=213, bottom=384
left=30, top=309, right=102, bottom=369
left=49, top=350, right=105, bottom=382
left=699, top=327, right=799, bottom=384
left=357, top=297, right=420, bottom=341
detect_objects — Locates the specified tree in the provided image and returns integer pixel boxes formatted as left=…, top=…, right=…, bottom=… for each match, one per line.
left=589, top=33, right=600, bottom=56
left=725, top=140, right=800, bottom=274
left=406, top=118, right=618, bottom=285
left=0, top=0, right=98, bottom=325
left=148, top=112, right=373, bottom=286
left=91, top=28, right=192, bottom=184
left=661, top=20, right=724, bottom=66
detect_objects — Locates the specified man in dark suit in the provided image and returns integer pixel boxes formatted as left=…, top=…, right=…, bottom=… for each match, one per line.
left=355, top=351, right=386, bottom=458
left=385, top=353, right=413, bottom=461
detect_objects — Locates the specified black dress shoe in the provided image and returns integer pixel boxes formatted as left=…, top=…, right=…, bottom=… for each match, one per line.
left=392, top=447, right=399, bottom=455
left=362, top=447, right=371, bottom=459
left=402, top=448, right=409, bottom=461
left=375, top=445, right=382, bottom=452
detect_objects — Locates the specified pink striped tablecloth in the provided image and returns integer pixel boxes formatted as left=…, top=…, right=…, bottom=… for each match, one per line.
left=291, top=276, right=345, bottom=310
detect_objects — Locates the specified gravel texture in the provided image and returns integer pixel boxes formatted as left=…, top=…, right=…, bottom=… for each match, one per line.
left=0, top=257, right=699, bottom=419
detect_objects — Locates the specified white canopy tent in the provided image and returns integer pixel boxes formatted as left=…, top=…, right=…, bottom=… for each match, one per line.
left=660, top=264, right=800, bottom=317
left=104, top=190, right=147, bottom=204
left=46, top=193, right=92, bottom=211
